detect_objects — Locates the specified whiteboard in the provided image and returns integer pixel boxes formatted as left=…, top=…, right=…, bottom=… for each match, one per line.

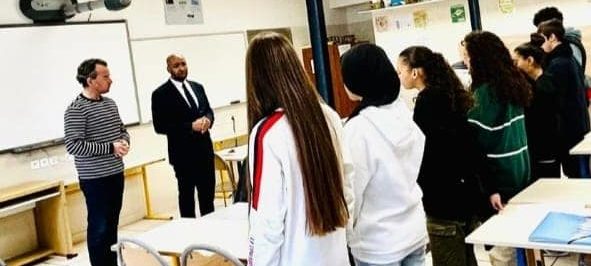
left=0, top=21, right=139, bottom=152
left=131, top=32, right=247, bottom=123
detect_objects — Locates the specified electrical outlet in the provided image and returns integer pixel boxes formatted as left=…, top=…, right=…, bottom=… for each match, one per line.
left=49, top=156, right=59, bottom=165
left=40, top=158, right=49, bottom=168
left=30, top=160, right=40, bottom=170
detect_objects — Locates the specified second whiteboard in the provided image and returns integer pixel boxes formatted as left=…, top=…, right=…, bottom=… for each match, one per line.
left=132, top=32, right=248, bottom=123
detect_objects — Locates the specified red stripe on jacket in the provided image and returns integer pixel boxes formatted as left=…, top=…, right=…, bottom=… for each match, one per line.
left=252, top=111, right=284, bottom=210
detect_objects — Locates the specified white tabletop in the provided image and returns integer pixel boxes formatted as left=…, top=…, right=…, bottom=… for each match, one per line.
left=135, top=203, right=249, bottom=259
left=466, top=203, right=591, bottom=254
left=202, top=202, right=248, bottom=221
left=216, top=145, right=248, bottom=162
left=509, top=178, right=591, bottom=205
left=570, top=135, right=591, bottom=154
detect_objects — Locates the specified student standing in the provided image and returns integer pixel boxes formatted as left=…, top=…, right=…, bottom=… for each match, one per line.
left=513, top=42, right=561, bottom=179
left=151, top=54, right=216, bottom=217
left=537, top=19, right=590, bottom=178
left=246, top=32, right=352, bottom=266
left=397, top=46, right=482, bottom=266
left=341, top=43, right=427, bottom=266
left=64, top=58, right=130, bottom=266
left=533, top=6, right=586, bottom=72
left=463, top=31, right=532, bottom=265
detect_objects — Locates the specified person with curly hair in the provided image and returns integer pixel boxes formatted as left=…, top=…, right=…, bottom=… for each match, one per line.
left=397, top=46, right=484, bottom=266
left=463, top=31, right=532, bottom=265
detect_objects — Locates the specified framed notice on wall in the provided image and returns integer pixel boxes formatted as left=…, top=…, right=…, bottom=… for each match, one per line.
left=163, top=0, right=204, bottom=25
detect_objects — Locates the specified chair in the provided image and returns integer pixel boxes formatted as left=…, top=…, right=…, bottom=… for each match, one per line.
left=180, top=244, right=244, bottom=266
left=214, top=154, right=237, bottom=207
left=116, top=237, right=170, bottom=266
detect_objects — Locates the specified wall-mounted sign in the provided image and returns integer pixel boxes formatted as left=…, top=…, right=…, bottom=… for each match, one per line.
left=164, top=0, right=204, bottom=25
left=498, top=0, right=515, bottom=14
left=413, top=10, right=428, bottom=29
left=450, top=4, right=466, bottom=23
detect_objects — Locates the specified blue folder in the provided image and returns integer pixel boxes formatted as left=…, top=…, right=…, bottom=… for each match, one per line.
left=529, top=212, right=591, bottom=245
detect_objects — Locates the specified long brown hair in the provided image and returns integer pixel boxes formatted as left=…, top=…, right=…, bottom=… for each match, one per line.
left=246, top=32, right=348, bottom=236
left=463, top=31, right=531, bottom=107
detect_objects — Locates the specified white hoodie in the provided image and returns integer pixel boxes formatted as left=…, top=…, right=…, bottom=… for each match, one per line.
left=344, top=99, right=427, bottom=264
left=247, top=104, right=354, bottom=266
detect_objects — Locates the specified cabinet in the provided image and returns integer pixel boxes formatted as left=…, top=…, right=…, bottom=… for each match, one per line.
left=302, top=43, right=358, bottom=118
left=0, top=180, right=73, bottom=266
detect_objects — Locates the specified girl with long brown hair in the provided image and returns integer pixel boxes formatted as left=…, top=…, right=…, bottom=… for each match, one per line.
left=463, top=31, right=531, bottom=266
left=245, top=31, right=352, bottom=266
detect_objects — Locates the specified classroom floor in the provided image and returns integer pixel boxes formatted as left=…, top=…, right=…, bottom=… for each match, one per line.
left=32, top=199, right=582, bottom=266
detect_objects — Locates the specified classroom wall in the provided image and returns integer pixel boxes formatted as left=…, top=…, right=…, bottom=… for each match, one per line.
left=343, top=0, right=591, bottom=72
left=0, top=0, right=347, bottom=211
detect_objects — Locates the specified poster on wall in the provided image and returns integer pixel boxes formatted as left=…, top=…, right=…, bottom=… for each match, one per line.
left=498, top=0, right=515, bottom=14
left=394, top=14, right=413, bottom=31
left=450, top=4, right=466, bottom=23
left=375, top=15, right=393, bottom=33
left=413, top=10, right=428, bottom=29
left=164, top=0, right=204, bottom=25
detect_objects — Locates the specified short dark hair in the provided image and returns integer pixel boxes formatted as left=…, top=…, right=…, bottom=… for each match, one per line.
left=537, top=18, right=565, bottom=42
left=514, top=42, right=546, bottom=67
left=76, top=58, right=107, bottom=87
left=533, top=7, right=563, bottom=27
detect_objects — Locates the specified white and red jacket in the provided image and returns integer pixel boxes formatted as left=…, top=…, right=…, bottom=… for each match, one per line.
left=344, top=99, right=427, bottom=264
left=247, top=104, right=354, bottom=266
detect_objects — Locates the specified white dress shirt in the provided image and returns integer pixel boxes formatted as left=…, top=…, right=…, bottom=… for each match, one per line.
left=170, top=78, right=199, bottom=109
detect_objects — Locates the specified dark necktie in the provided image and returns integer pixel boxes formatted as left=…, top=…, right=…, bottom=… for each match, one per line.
left=181, top=83, right=199, bottom=115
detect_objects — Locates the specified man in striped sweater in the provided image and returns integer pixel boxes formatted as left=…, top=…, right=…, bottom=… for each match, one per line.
left=64, top=58, right=130, bottom=266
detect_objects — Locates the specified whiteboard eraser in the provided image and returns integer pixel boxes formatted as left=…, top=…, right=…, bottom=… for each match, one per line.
left=230, top=100, right=241, bottom=105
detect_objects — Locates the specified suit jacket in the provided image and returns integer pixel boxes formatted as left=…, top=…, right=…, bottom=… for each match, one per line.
left=152, top=79, right=214, bottom=167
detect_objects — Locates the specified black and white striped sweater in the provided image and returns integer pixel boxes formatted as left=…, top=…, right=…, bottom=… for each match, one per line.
left=64, top=94, right=129, bottom=179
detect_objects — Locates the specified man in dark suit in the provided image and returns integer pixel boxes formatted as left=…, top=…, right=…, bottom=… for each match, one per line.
left=151, top=54, right=215, bottom=217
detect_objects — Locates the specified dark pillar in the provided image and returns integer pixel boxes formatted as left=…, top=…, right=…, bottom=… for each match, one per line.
left=305, top=0, right=333, bottom=104
left=467, top=0, right=482, bottom=30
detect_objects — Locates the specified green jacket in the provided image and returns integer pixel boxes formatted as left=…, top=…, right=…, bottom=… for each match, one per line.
left=468, top=84, right=530, bottom=201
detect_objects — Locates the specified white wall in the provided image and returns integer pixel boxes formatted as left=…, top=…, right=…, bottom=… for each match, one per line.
left=344, top=0, right=591, bottom=65
left=0, top=0, right=347, bottom=210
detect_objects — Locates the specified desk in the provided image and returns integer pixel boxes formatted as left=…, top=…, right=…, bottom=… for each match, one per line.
left=135, top=203, right=249, bottom=266
left=570, top=136, right=591, bottom=154
left=63, top=157, right=168, bottom=220
left=0, top=180, right=72, bottom=266
left=509, top=178, right=591, bottom=205
left=216, top=145, right=248, bottom=202
left=217, top=145, right=248, bottom=179
left=466, top=204, right=591, bottom=266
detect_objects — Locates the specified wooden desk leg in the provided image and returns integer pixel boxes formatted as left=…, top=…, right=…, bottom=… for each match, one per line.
left=526, top=249, right=545, bottom=266
left=141, top=165, right=173, bottom=220
left=171, top=255, right=181, bottom=266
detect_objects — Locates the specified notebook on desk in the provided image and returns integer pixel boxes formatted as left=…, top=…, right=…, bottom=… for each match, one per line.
left=529, top=212, right=591, bottom=245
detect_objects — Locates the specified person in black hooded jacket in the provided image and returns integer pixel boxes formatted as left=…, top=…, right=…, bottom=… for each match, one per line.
left=537, top=19, right=590, bottom=178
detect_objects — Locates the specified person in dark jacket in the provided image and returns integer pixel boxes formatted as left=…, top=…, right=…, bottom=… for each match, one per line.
left=533, top=6, right=586, bottom=72
left=397, top=46, right=483, bottom=266
left=513, top=42, right=561, bottom=179
left=538, top=19, right=590, bottom=178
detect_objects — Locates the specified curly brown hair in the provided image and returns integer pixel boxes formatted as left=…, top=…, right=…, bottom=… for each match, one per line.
left=399, top=46, right=474, bottom=114
left=463, top=31, right=531, bottom=107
